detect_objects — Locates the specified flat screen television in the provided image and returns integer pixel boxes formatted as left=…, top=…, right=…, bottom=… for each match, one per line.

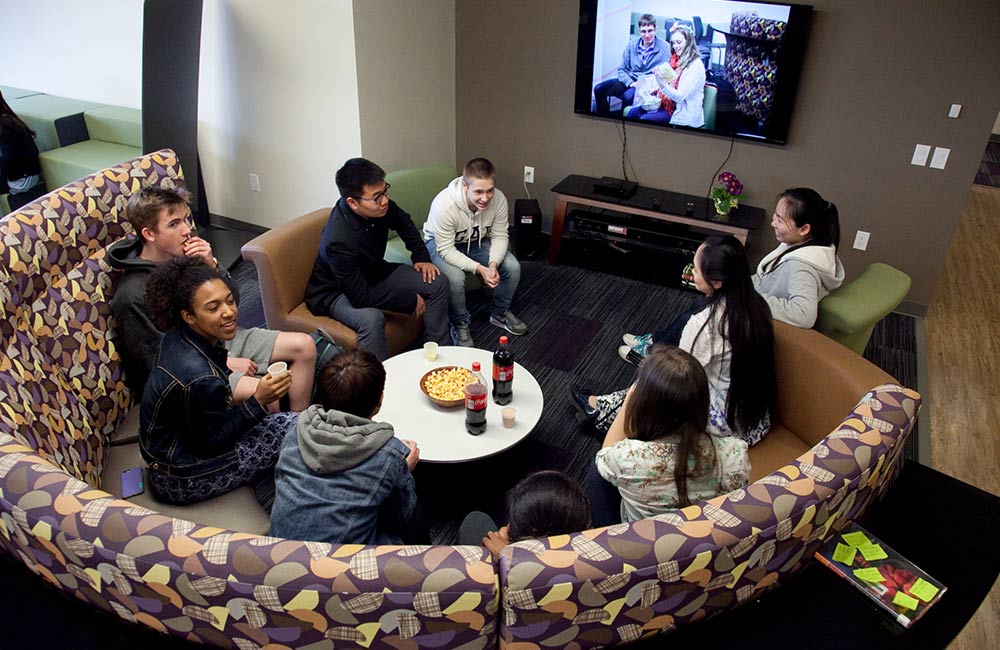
left=575, top=0, right=813, bottom=144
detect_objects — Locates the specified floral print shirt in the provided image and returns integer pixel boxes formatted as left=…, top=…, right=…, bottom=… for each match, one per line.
left=596, top=432, right=750, bottom=523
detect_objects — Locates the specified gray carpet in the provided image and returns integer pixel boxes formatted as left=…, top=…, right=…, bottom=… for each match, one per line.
left=230, top=257, right=918, bottom=544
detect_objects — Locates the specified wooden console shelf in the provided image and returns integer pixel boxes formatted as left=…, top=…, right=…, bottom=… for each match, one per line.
left=549, top=174, right=765, bottom=264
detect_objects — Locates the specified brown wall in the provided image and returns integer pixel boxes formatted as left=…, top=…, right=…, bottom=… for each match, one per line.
left=354, top=0, right=456, bottom=173
left=455, top=0, right=1000, bottom=307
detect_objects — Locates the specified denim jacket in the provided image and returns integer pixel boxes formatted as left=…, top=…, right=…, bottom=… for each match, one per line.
left=269, top=406, right=416, bottom=545
left=140, top=325, right=267, bottom=478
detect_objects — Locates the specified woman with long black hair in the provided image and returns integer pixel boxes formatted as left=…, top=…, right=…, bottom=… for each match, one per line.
left=574, top=235, right=776, bottom=446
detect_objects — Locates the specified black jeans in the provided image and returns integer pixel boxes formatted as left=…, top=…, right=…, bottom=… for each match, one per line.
left=593, top=79, right=636, bottom=114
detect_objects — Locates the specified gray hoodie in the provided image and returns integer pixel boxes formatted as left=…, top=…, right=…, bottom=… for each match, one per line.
left=752, top=243, right=845, bottom=328
left=423, top=176, right=509, bottom=271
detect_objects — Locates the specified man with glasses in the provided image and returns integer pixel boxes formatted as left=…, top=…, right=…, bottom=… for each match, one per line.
left=593, top=14, right=671, bottom=116
left=305, top=158, right=450, bottom=361
left=109, top=187, right=317, bottom=406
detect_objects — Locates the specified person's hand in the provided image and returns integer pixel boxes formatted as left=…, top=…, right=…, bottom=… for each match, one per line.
left=483, top=525, right=511, bottom=558
left=477, top=264, right=500, bottom=288
left=402, top=439, right=419, bottom=472
left=227, top=357, right=258, bottom=376
left=414, top=294, right=426, bottom=318
left=183, top=236, right=215, bottom=266
left=629, top=80, right=640, bottom=88
left=253, top=371, right=292, bottom=406
left=413, top=262, right=440, bottom=283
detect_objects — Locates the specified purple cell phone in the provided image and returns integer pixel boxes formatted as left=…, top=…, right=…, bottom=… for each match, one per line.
left=121, top=467, right=145, bottom=499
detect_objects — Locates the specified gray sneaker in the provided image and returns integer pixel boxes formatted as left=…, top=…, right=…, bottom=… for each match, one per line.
left=490, top=310, right=528, bottom=335
left=451, top=323, right=474, bottom=347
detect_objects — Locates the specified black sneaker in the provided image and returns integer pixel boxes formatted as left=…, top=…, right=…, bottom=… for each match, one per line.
left=490, top=310, right=528, bottom=335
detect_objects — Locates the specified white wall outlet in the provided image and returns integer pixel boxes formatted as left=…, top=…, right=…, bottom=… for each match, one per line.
left=911, top=144, right=931, bottom=166
left=930, top=147, right=951, bottom=170
left=948, top=104, right=962, bottom=118
left=853, top=230, right=870, bottom=251
left=523, top=166, right=535, bottom=183
left=249, top=173, right=261, bottom=192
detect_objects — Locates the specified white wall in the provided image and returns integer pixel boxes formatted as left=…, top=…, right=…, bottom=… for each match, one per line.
left=0, top=0, right=142, bottom=107
left=198, top=0, right=362, bottom=227
left=1, top=0, right=363, bottom=229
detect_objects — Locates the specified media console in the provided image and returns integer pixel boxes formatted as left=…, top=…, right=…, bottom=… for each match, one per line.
left=549, top=174, right=765, bottom=265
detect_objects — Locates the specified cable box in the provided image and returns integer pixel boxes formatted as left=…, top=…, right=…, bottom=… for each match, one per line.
left=593, top=177, right=638, bottom=199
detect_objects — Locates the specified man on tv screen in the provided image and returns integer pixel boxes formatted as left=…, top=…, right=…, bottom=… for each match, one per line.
left=593, top=13, right=671, bottom=116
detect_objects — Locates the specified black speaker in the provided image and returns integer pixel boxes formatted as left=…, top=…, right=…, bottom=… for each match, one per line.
left=514, top=199, right=544, bottom=259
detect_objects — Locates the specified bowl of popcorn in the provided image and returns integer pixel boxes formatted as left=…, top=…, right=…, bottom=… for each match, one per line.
left=419, top=366, right=475, bottom=407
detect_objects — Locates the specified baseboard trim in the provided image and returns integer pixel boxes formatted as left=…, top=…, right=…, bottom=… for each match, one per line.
left=209, top=213, right=268, bottom=234
left=896, top=300, right=927, bottom=318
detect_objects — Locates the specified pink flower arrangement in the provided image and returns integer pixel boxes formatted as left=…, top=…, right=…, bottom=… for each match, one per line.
left=711, top=171, right=746, bottom=215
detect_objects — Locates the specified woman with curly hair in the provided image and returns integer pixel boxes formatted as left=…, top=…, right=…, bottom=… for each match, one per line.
left=139, top=256, right=295, bottom=505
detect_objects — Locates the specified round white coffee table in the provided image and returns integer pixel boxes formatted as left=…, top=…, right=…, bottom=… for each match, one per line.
left=377, top=346, right=544, bottom=462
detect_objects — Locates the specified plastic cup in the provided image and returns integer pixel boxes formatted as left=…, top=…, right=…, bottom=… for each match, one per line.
left=267, top=361, right=288, bottom=376
left=501, top=407, right=516, bottom=429
left=423, top=342, right=439, bottom=361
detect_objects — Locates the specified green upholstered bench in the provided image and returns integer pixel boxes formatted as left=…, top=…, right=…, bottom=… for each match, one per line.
left=7, top=93, right=104, bottom=152
left=0, top=85, right=42, bottom=100
left=39, top=140, right=144, bottom=189
left=84, top=105, right=142, bottom=148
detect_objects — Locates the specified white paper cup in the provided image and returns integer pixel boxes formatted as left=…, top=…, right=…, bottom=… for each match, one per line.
left=423, top=341, right=439, bottom=361
left=501, top=407, right=516, bottom=429
left=267, top=361, right=288, bottom=376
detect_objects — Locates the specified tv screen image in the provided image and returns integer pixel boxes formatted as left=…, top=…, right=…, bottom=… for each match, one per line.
left=575, top=0, right=813, bottom=144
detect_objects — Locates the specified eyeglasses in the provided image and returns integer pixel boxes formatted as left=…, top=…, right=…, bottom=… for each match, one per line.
left=354, top=183, right=391, bottom=204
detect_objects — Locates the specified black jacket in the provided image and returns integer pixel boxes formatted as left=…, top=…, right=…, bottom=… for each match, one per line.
left=0, top=116, right=42, bottom=190
left=305, top=198, right=431, bottom=315
left=140, top=325, right=267, bottom=478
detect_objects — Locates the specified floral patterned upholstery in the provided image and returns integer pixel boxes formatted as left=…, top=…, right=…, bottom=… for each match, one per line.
left=498, top=384, right=919, bottom=648
left=724, top=12, right=787, bottom=123
left=0, top=150, right=498, bottom=649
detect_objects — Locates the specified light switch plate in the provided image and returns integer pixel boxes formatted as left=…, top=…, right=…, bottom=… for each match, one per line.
left=853, top=230, right=870, bottom=251
left=930, top=147, right=951, bottom=170
left=948, top=104, right=961, bottom=118
left=911, top=144, right=931, bottom=166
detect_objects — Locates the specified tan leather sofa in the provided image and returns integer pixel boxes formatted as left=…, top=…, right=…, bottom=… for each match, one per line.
left=748, top=319, right=895, bottom=480
left=240, top=207, right=421, bottom=354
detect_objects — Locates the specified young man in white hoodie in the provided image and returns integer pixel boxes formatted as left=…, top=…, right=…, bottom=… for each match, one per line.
left=423, top=158, right=528, bottom=346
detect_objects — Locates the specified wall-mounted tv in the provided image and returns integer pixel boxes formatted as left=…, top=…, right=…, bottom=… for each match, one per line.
left=575, top=0, right=813, bottom=145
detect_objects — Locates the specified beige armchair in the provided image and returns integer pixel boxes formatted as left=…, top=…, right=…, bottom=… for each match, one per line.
left=240, top=208, right=421, bottom=355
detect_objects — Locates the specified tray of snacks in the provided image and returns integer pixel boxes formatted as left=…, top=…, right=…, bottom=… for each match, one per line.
left=420, top=366, right=475, bottom=407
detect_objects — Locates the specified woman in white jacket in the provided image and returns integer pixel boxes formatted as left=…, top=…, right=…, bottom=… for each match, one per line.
left=752, top=188, right=844, bottom=328
left=625, top=23, right=705, bottom=128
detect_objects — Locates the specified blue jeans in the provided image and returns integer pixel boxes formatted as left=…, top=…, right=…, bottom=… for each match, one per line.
left=331, top=264, right=450, bottom=361
left=426, top=237, right=521, bottom=326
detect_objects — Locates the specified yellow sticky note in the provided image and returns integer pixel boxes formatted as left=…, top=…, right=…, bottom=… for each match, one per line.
left=910, top=578, right=940, bottom=602
left=892, top=592, right=919, bottom=611
left=841, top=531, right=870, bottom=547
left=853, top=568, right=883, bottom=583
left=857, top=543, right=888, bottom=561
left=832, top=543, right=857, bottom=566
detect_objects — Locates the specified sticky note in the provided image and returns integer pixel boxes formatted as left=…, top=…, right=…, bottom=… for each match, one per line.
left=910, top=578, right=940, bottom=602
left=857, top=543, right=889, bottom=561
left=832, top=543, right=857, bottom=566
left=893, top=592, right=919, bottom=611
left=841, top=531, right=870, bottom=547
left=853, top=568, right=884, bottom=583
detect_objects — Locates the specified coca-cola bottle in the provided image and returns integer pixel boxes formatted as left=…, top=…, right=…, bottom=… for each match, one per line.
left=492, top=335, right=514, bottom=405
left=465, top=361, right=488, bottom=435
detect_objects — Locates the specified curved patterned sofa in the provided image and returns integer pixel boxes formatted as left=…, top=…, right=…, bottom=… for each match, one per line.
left=0, top=150, right=919, bottom=649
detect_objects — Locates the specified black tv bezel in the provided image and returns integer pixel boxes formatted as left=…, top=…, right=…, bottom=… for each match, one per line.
left=574, top=0, right=813, bottom=145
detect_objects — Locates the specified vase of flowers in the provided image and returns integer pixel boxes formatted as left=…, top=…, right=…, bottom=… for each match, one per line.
left=711, top=171, right=746, bottom=218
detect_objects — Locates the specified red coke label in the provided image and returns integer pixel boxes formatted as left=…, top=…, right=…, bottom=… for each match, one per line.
left=466, top=393, right=488, bottom=410
left=493, top=364, right=514, bottom=381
